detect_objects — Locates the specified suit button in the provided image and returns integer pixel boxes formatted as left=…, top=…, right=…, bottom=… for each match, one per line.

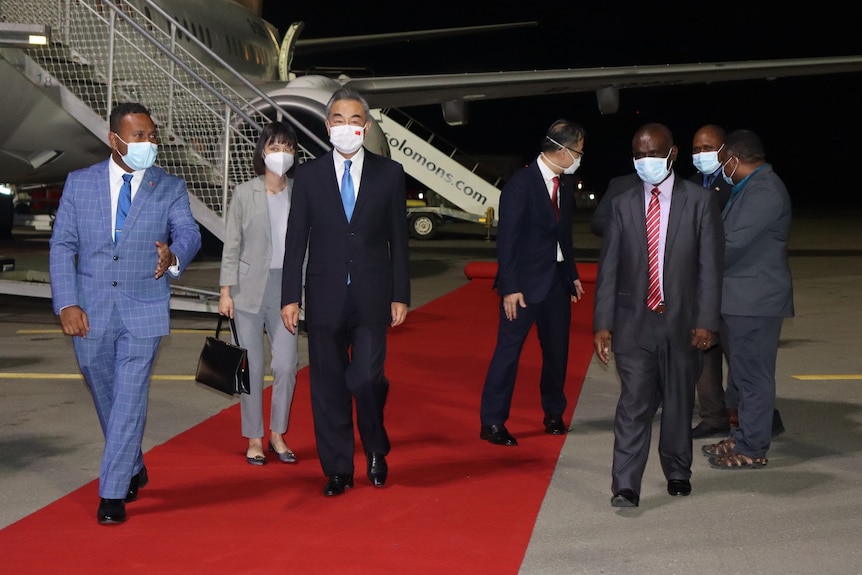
left=112, top=281, right=118, bottom=287
left=113, top=256, right=119, bottom=261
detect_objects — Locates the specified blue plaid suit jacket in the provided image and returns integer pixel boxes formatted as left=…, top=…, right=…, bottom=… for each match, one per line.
left=50, top=159, right=201, bottom=338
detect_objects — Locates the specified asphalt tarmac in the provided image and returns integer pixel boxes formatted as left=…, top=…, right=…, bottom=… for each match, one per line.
left=1, top=210, right=861, bottom=574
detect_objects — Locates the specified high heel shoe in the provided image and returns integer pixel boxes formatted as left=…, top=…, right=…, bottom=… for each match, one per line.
left=269, top=442, right=297, bottom=463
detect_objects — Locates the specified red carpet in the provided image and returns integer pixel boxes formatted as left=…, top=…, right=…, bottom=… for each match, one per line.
left=0, top=264, right=596, bottom=574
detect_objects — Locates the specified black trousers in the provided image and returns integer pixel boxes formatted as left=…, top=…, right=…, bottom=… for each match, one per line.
left=307, top=286, right=390, bottom=476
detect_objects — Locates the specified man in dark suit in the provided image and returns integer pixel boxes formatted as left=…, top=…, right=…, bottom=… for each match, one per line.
left=703, top=130, right=793, bottom=469
left=593, top=123, right=723, bottom=507
left=479, top=120, right=586, bottom=447
left=50, top=102, right=201, bottom=524
left=281, top=88, right=410, bottom=496
left=689, top=124, right=734, bottom=439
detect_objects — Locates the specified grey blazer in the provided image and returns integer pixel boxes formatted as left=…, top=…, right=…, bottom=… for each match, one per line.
left=593, top=174, right=724, bottom=352
left=721, top=164, right=794, bottom=318
left=219, top=175, right=292, bottom=313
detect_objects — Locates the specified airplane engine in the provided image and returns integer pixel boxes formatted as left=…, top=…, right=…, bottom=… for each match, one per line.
left=243, top=76, right=391, bottom=163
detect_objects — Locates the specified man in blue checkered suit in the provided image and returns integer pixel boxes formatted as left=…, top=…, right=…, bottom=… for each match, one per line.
left=49, top=102, right=201, bottom=525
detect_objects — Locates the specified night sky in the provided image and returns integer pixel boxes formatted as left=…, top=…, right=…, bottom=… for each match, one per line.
left=260, top=2, right=861, bottom=209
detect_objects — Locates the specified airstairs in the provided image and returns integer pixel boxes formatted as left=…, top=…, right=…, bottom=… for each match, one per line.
left=377, top=108, right=502, bottom=239
left=0, top=0, right=506, bottom=308
left=0, top=0, right=320, bottom=309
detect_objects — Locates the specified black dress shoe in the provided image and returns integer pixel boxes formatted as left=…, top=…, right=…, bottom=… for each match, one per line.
left=610, top=489, right=639, bottom=507
left=772, top=409, right=785, bottom=437
left=543, top=416, right=568, bottom=435
left=97, top=498, right=127, bottom=525
left=667, top=479, right=692, bottom=497
left=125, top=466, right=149, bottom=503
left=691, top=421, right=730, bottom=439
left=479, top=424, right=518, bottom=446
left=323, top=474, right=354, bottom=497
left=366, top=453, right=388, bottom=487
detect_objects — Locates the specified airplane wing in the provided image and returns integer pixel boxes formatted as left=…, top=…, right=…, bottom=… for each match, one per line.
left=342, top=55, right=862, bottom=116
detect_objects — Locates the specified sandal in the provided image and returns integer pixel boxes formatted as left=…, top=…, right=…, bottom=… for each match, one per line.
left=708, top=452, right=767, bottom=469
left=702, top=437, right=735, bottom=457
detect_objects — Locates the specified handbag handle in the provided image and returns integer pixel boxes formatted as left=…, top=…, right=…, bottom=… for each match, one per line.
left=215, top=315, right=242, bottom=348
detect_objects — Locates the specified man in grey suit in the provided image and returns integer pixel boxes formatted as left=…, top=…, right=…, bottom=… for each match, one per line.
left=593, top=123, right=723, bottom=507
left=703, top=130, right=793, bottom=469
left=50, top=102, right=201, bottom=524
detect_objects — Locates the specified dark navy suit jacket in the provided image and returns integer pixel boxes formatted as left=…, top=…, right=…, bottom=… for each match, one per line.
left=494, top=160, right=579, bottom=301
left=282, top=149, right=410, bottom=325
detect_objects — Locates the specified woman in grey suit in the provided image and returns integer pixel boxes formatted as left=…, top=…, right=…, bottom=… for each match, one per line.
left=219, top=122, right=300, bottom=465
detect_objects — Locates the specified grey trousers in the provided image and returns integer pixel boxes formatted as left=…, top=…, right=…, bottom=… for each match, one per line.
left=234, top=270, right=299, bottom=439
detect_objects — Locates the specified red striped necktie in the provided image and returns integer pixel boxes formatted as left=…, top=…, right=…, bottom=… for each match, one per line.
left=646, top=188, right=662, bottom=310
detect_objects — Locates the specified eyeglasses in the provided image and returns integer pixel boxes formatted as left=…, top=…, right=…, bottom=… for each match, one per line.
left=546, top=135, right=584, bottom=157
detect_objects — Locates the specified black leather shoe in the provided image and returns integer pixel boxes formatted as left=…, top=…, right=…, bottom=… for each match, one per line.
left=97, top=498, right=127, bottom=525
left=543, top=416, right=568, bottom=435
left=480, top=424, right=518, bottom=446
left=667, top=479, right=692, bottom=497
left=772, top=409, right=785, bottom=437
left=323, top=474, right=354, bottom=497
left=610, top=489, right=639, bottom=507
left=691, top=421, right=730, bottom=439
left=125, top=466, right=149, bottom=503
left=366, top=453, right=388, bottom=487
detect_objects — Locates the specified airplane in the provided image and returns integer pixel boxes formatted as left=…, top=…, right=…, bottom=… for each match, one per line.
left=1, top=0, right=861, bottom=193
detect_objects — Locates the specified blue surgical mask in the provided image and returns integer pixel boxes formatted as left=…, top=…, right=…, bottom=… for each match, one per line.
left=633, top=150, right=673, bottom=185
left=692, top=150, right=722, bottom=175
left=115, top=133, right=158, bottom=171
left=721, top=156, right=738, bottom=185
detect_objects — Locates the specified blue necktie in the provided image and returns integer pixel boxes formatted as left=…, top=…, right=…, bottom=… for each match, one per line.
left=115, top=173, right=132, bottom=243
left=341, top=160, right=355, bottom=222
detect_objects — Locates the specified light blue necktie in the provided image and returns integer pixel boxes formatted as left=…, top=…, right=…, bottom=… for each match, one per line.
left=115, top=173, right=132, bottom=243
left=341, top=160, right=355, bottom=222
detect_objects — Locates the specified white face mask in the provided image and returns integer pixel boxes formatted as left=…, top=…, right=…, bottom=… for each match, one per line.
left=329, top=124, right=365, bottom=155
left=263, top=151, right=294, bottom=177
left=544, top=136, right=582, bottom=174
left=633, top=149, right=673, bottom=186
left=562, top=150, right=581, bottom=174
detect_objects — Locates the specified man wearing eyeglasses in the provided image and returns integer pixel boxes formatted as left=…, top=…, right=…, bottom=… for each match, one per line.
left=479, top=119, right=586, bottom=447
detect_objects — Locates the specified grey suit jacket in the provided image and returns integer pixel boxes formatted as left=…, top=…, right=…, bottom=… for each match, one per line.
left=220, top=175, right=292, bottom=313
left=593, top=174, right=724, bottom=352
left=721, top=164, right=794, bottom=317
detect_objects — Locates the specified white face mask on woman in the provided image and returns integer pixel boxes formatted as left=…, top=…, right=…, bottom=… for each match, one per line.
left=264, top=151, right=294, bottom=176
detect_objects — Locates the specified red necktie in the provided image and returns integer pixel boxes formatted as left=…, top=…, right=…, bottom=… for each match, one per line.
left=551, top=176, right=560, bottom=220
left=646, top=188, right=662, bottom=310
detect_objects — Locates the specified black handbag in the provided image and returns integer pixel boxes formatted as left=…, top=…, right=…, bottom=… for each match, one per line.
left=194, top=315, right=251, bottom=396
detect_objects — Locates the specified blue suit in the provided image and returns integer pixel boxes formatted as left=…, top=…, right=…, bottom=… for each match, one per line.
left=50, top=158, right=200, bottom=498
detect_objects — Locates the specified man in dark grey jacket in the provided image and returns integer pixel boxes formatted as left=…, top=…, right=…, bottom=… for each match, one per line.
left=703, top=130, right=794, bottom=469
